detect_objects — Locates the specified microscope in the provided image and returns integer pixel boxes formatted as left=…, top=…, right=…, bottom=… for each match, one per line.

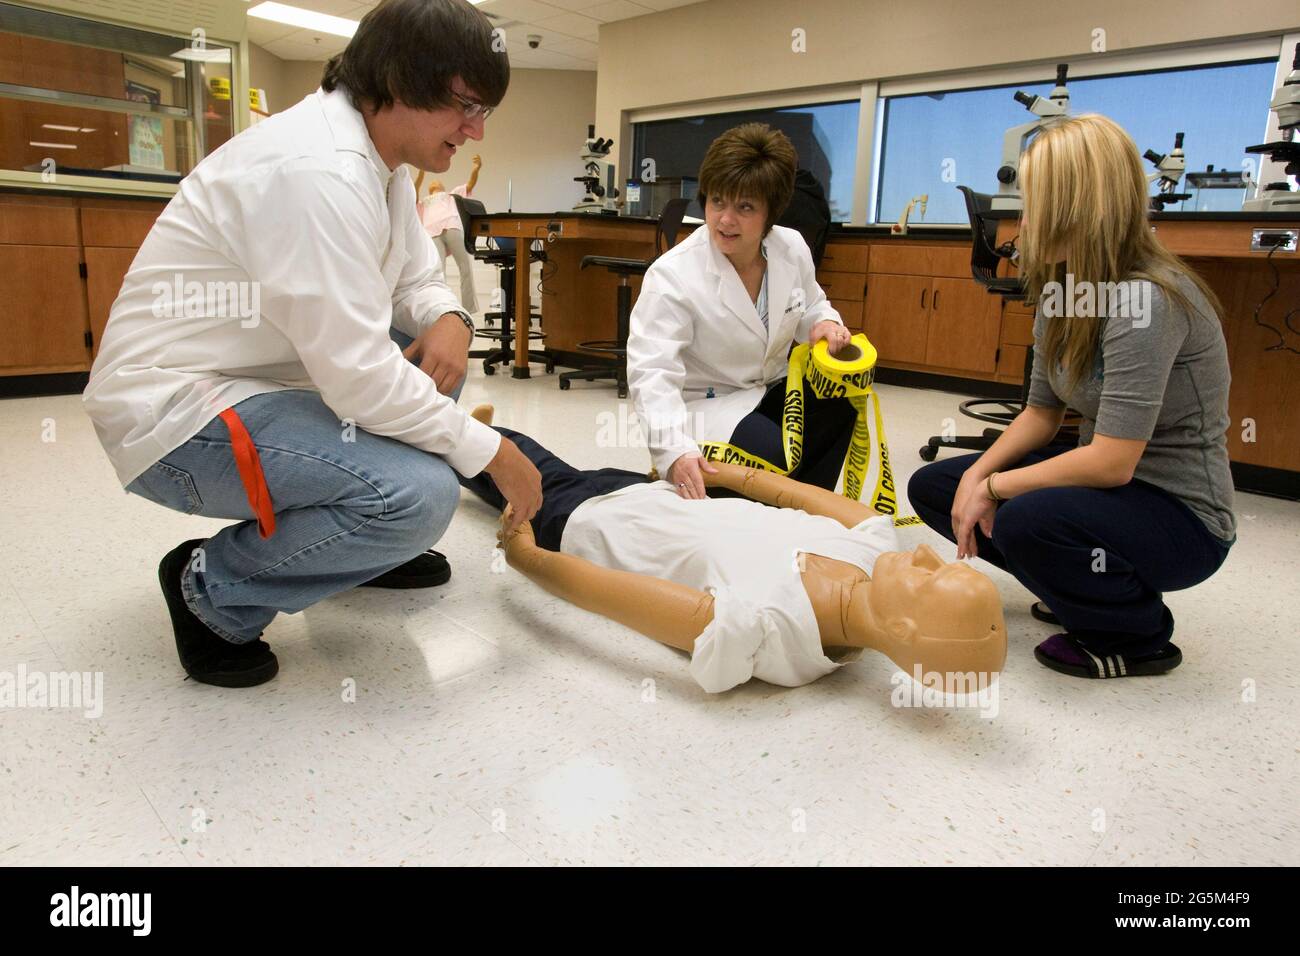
left=1144, top=132, right=1191, bottom=211
left=573, top=125, right=620, bottom=215
left=990, top=63, right=1071, bottom=211
left=1243, top=42, right=1300, bottom=213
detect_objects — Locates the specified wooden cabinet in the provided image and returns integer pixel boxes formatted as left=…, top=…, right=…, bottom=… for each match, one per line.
left=925, top=276, right=1000, bottom=373
left=862, top=242, right=1001, bottom=375
left=864, top=273, right=930, bottom=363
left=83, top=247, right=139, bottom=362
left=818, top=239, right=872, bottom=336
left=0, top=192, right=167, bottom=376
left=0, top=244, right=89, bottom=372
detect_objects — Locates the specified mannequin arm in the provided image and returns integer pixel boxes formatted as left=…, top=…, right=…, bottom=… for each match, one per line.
left=703, top=461, right=874, bottom=529
left=499, top=513, right=713, bottom=653
left=464, top=157, right=480, bottom=195
left=414, top=168, right=425, bottom=196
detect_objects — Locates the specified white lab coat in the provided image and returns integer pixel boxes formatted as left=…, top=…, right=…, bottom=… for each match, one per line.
left=626, top=224, right=844, bottom=477
left=84, top=85, right=498, bottom=488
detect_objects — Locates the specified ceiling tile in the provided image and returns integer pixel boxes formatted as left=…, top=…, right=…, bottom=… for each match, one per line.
left=634, top=0, right=703, bottom=10
left=545, top=36, right=599, bottom=59
left=478, top=0, right=571, bottom=23
left=581, top=0, right=655, bottom=22
left=247, top=21, right=299, bottom=46
left=530, top=12, right=601, bottom=40
left=530, top=0, right=618, bottom=11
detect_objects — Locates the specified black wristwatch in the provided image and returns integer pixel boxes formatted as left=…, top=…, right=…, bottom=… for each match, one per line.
left=440, top=310, right=476, bottom=337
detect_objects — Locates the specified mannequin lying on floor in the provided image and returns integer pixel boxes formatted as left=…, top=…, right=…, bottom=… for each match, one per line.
left=464, top=406, right=1006, bottom=694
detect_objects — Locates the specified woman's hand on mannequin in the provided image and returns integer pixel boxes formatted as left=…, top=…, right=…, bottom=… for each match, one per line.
left=668, top=453, right=718, bottom=499
left=403, top=313, right=472, bottom=393
left=809, top=320, right=851, bottom=352
left=952, top=472, right=997, bottom=560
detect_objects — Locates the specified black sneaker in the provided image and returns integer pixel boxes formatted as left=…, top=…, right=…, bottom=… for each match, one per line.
left=359, top=549, right=451, bottom=589
left=158, top=539, right=278, bottom=687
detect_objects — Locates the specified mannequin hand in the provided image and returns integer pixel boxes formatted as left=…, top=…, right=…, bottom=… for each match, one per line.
left=497, top=505, right=537, bottom=551
left=403, top=313, right=471, bottom=393
left=471, top=154, right=482, bottom=169
left=485, top=438, right=543, bottom=535
left=952, top=473, right=997, bottom=560
left=667, top=453, right=718, bottom=500
left=809, top=320, right=852, bottom=353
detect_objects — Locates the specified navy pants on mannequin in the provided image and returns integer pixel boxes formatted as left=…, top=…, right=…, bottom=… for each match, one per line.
left=907, top=444, right=1232, bottom=657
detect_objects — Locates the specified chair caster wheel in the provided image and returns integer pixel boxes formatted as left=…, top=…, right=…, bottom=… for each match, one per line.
left=919, top=445, right=937, bottom=462
left=559, top=379, right=570, bottom=390
left=483, top=362, right=495, bottom=376
left=617, top=387, right=628, bottom=399
left=546, top=362, right=555, bottom=374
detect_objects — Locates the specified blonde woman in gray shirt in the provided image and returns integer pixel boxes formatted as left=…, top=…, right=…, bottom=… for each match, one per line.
left=908, top=113, right=1234, bottom=679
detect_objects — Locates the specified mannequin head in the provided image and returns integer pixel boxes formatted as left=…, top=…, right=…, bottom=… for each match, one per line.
left=426, top=179, right=446, bottom=195
left=846, top=544, right=1006, bottom=684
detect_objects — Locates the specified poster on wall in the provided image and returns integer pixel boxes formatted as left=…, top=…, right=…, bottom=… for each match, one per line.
left=125, top=80, right=165, bottom=170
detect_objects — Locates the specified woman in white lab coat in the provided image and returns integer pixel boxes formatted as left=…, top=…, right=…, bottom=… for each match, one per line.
left=626, top=123, right=855, bottom=500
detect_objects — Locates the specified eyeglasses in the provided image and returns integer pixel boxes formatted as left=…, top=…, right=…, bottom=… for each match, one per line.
left=450, top=90, right=494, bottom=121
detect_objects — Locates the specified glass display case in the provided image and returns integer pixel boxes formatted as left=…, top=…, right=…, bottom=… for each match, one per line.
left=623, top=175, right=699, bottom=219
left=1183, top=167, right=1253, bottom=212
left=0, top=1, right=236, bottom=184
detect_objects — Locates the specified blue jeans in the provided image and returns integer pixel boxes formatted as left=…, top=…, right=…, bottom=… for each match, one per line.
left=907, top=445, right=1233, bottom=657
left=126, top=329, right=463, bottom=643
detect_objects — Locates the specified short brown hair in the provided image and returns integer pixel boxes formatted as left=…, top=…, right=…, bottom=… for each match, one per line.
left=322, top=0, right=509, bottom=114
left=697, top=123, right=797, bottom=234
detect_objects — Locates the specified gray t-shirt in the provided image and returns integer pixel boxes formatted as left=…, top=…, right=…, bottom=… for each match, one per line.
left=1027, top=273, right=1236, bottom=542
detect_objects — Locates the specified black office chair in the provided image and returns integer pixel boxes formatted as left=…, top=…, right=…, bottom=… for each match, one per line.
left=559, top=197, right=690, bottom=399
left=454, top=196, right=552, bottom=377
left=777, top=168, right=832, bottom=269
left=919, top=186, right=1077, bottom=461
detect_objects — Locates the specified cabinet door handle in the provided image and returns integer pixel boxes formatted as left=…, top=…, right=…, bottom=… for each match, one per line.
left=933, top=288, right=940, bottom=311
left=920, top=288, right=927, bottom=309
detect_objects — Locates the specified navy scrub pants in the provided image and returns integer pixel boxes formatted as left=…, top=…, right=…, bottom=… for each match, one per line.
left=460, top=427, right=649, bottom=552
left=906, top=444, right=1233, bottom=657
left=726, top=377, right=859, bottom=492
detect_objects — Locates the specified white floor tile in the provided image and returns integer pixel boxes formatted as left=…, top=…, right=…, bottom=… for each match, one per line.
left=2, top=365, right=1297, bottom=866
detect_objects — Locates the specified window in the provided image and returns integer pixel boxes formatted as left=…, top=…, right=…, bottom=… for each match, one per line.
left=632, top=99, right=861, bottom=222
left=875, top=59, right=1279, bottom=223
left=0, top=1, right=236, bottom=184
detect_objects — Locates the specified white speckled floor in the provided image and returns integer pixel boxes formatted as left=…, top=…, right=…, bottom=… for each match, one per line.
left=2, top=334, right=1297, bottom=866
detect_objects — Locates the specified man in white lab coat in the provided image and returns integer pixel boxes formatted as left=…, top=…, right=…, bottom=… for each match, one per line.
left=83, top=0, right=541, bottom=688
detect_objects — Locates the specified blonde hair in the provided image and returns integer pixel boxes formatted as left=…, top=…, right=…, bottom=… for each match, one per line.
left=1019, top=113, right=1223, bottom=392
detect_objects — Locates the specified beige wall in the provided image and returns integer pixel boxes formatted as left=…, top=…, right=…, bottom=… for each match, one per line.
left=596, top=0, right=1300, bottom=177
left=420, top=68, right=597, bottom=215
left=249, top=48, right=596, bottom=213
left=247, top=42, right=285, bottom=110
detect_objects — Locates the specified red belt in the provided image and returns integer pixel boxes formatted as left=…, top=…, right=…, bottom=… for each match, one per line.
left=218, top=408, right=276, bottom=539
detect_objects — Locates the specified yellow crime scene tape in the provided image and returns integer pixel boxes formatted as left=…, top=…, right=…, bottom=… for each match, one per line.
left=698, top=333, right=924, bottom=528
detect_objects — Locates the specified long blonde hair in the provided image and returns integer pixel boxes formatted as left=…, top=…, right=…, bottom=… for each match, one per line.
left=1019, top=113, right=1223, bottom=392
